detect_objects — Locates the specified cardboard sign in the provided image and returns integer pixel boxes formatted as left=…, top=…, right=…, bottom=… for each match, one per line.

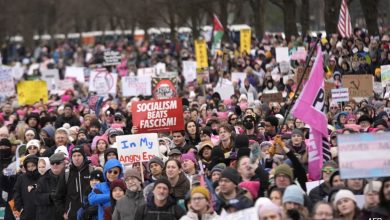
left=195, top=39, right=209, bottom=68
left=103, top=50, right=121, bottom=66
left=137, top=67, right=156, bottom=77
left=338, top=132, right=390, bottom=179
left=116, top=133, right=159, bottom=164
left=182, top=61, right=197, bottom=84
left=276, top=47, right=290, bottom=63
left=342, top=75, right=373, bottom=98
left=240, top=29, right=251, bottom=54
left=65, top=66, right=85, bottom=83
left=381, top=64, right=390, bottom=87
left=0, top=66, right=16, bottom=99
left=131, top=98, right=185, bottom=133
left=262, top=92, right=283, bottom=103
left=17, top=81, right=48, bottom=105
left=89, top=70, right=117, bottom=95
left=331, top=88, right=349, bottom=102
left=122, top=75, right=152, bottom=97
left=152, top=77, right=178, bottom=99
left=41, top=69, right=60, bottom=92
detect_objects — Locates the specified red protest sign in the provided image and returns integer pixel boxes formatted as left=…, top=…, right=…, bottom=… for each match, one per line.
left=131, top=98, right=184, bottom=133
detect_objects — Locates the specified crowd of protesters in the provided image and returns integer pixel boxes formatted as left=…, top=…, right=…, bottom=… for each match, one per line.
left=1, top=26, right=390, bottom=220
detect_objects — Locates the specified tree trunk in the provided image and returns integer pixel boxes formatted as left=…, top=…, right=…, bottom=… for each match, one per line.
left=218, top=0, right=229, bottom=41
left=250, top=0, right=268, bottom=40
left=283, top=0, right=298, bottom=41
left=324, top=0, right=341, bottom=34
left=300, top=0, right=309, bottom=36
left=359, top=0, right=379, bottom=35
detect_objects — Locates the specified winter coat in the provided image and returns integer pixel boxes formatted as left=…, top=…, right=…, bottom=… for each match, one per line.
left=0, top=166, right=16, bottom=220
left=54, top=161, right=92, bottom=220
left=13, top=172, right=39, bottom=220
left=35, top=169, right=63, bottom=220
left=112, top=190, right=145, bottom=220
left=309, top=182, right=331, bottom=204
left=358, top=205, right=390, bottom=220
left=170, top=173, right=190, bottom=200
left=88, top=159, right=123, bottom=220
left=215, top=188, right=253, bottom=214
left=134, top=194, right=185, bottom=220
left=55, top=115, right=81, bottom=128
left=179, top=210, right=218, bottom=220
left=239, top=84, right=258, bottom=101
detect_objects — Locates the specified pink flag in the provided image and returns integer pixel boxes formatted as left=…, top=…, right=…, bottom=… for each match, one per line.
left=292, top=45, right=330, bottom=180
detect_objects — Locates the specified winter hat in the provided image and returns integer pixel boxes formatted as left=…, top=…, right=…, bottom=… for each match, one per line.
left=108, top=128, right=124, bottom=137
left=110, top=179, right=127, bottom=192
left=49, top=152, right=66, bottom=164
left=23, top=154, right=39, bottom=169
left=198, top=141, right=214, bottom=155
left=153, top=178, right=172, bottom=190
left=42, top=125, right=55, bottom=138
left=333, top=189, right=356, bottom=206
left=181, top=152, right=198, bottom=166
left=90, top=170, right=104, bottom=182
left=70, top=146, right=85, bottom=158
left=260, top=141, right=273, bottom=149
left=363, top=181, right=382, bottom=194
left=220, top=167, right=241, bottom=185
left=26, top=139, right=40, bottom=150
left=239, top=181, right=260, bottom=199
left=346, top=114, right=357, bottom=122
left=25, top=112, right=40, bottom=124
left=148, top=157, right=164, bottom=170
left=210, top=163, right=226, bottom=175
left=291, top=129, right=304, bottom=138
left=25, top=128, right=38, bottom=137
left=234, top=134, right=249, bottom=148
left=55, top=146, right=69, bottom=159
left=38, top=157, right=51, bottom=173
left=124, top=168, right=142, bottom=181
left=104, top=148, right=118, bottom=161
left=259, top=202, right=283, bottom=218
left=0, top=138, right=12, bottom=148
left=323, top=160, right=338, bottom=169
left=283, top=185, right=304, bottom=205
left=357, top=114, right=373, bottom=125
left=191, top=186, right=210, bottom=201
left=91, top=135, right=109, bottom=151
left=274, top=164, right=294, bottom=181
left=373, top=119, right=389, bottom=128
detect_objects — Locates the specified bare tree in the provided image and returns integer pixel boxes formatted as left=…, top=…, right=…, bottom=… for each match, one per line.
left=270, top=0, right=298, bottom=41
left=249, top=0, right=268, bottom=40
left=359, top=0, right=379, bottom=35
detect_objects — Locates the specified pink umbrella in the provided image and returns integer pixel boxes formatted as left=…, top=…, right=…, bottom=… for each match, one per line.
left=291, top=50, right=307, bottom=60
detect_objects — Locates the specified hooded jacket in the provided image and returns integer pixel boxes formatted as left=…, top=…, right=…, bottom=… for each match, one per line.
left=112, top=189, right=145, bottom=220
left=169, top=173, right=190, bottom=200
left=134, top=194, right=185, bottom=220
left=88, top=159, right=123, bottom=220
left=13, top=171, right=40, bottom=220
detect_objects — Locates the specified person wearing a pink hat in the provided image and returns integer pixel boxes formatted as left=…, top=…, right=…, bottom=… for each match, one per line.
left=90, top=135, right=109, bottom=168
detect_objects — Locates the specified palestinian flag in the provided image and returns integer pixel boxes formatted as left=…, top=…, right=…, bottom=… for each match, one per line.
left=212, top=14, right=224, bottom=52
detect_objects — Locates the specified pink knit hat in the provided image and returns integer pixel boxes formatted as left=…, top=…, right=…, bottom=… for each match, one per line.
left=239, top=181, right=260, bottom=199
left=91, top=135, right=109, bottom=152
left=181, top=152, right=198, bottom=166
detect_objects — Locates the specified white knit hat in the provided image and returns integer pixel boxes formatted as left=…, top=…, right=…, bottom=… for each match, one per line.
left=26, top=139, right=41, bottom=150
left=333, top=189, right=356, bottom=206
left=364, top=181, right=382, bottom=194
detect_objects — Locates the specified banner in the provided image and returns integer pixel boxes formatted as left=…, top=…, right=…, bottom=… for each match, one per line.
left=341, top=75, right=373, bottom=98
left=182, top=61, right=197, bottom=84
left=65, top=66, right=85, bottom=83
left=240, top=29, right=251, bottom=54
left=122, top=76, right=152, bottom=97
left=338, top=132, right=390, bottom=179
left=131, top=98, right=184, bottom=133
left=0, top=66, right=15, bottom=100
left=89, top=70, right=118, bottom=95
left=17, top=81, right=48, bottom=105
left=103, top=50, right=121, bottom=66
left=152, top=77, right=178, bottom=99
left=41, top=69, right=60, bottom=92
left=195, top=39, right=209, bottom=68
left=381, top=64, right=390, bottom=87
left=116, top=133, right=159, bottom=164
left=331, top=88, right=349, bottom=102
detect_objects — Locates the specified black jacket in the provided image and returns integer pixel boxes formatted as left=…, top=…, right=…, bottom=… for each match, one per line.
left=55, top=115, right=81, bottom=128
left=54, top=161, right=92, bottom=220
left=134, top=195, right=185, bottom=220
left=0, top=165, right=16, bottom=220
left=35, top=169, right=63, bottom=220
left=309, top=182, right=331, bottom=204
left=13, top=173, right=39, bottom=220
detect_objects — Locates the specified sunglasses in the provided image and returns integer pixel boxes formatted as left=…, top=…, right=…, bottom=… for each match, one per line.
left=50, top=161, right=63, bottom=165
left=322, top=168, right=335, bottom=173
left=108, top=170, right=119, bottom=175
left=28, top=146, right=38, bottom=150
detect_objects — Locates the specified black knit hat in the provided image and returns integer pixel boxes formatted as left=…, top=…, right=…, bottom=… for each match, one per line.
left=25, top=112, right=40, bottom=124
left=0, top=138, right=12, bottom=148
left=357, top=114, right=373, bottom=125
left=104, top=148, right=118, bottom=161
left=153, top=178, right=172, bottom=190
left=71, top=147, right=85, bottom=158
left=220, top=167, right=241, bottom=185
left=23, top=154, right=39, bottom=169
left=90, top=170, right=104, bottom=182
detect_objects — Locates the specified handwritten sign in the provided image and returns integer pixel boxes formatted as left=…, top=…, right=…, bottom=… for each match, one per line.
left=276, top=47, right=290, bottom=63
left=0, top=66, right=15, bottom=100
left=122, top=75, right=152, bottom=97
left=214, top=84, right=235, bottom=100
left=41, top=69, right=60, bottom=92
left=116, top=133, right=159, bottom=164
left=381, top=64, right=390, bottom=87
left=182, top=61, right=197, bottom=84
left=195, top=39, right=208, bottom=68
left=338, top=132, right=390, bottom=179
left=342, top=75, right=373, bottom=98
left=240, top=29, right=251, bottom=54
left=262, top=92, right=284, bottom=103
left=89, top=70, right=118, bottom=95
left=17, top=81, right=48, bottom=105
left=331, top=88, right=349, bottom=102
left=137, top=67, right=156, bottom=77
left=103, top=50, right=121, bottom=66
left=65, top=66, right=85, bottom=83
left=131, top=98, right=184, bottom=133
left=231, top=72, right=247, bottom=84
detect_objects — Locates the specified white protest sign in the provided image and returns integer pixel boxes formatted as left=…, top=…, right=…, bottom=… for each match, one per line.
left=11, top=66, right=25, bottom=80
left=381, top=64, right=390, bottom=87
left=338, top=132, right=390, bottom=179
left=116, top=133, right=159, bottom=164
left=0, top=66, right=15, bottom=99
left=384, top=107, right=390, bottom=117
left=331, top=88, right=349, bottom=102
left=89, top=70, right=117, bottom=95
left=220, top=207, right=257, bottom=220
left=103, top=50, right=121, bottom=66
left=182, top=61, right=197, bottom=83
left=214, top=84, right=235, bottom=100
left=65, top=66, right=85, bottom=83
left=155, top=62, right=166, bottom=75
left=275, top=47, right=290, bottom=63
left=41, top=69, right=60, bottom=92
left=231, top=72, right=247, bottom=83
left=137, top=67, right=156, bottom=77
left=306, top=180, right=324, bottom=194
left=373, top=82, right=383, bottom=95
left=122, top=75, right=152, bottom=97
left=57, top=79, right=74, bottom=95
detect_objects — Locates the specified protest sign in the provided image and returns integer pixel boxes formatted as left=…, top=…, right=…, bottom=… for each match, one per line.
left=240, top=29, right=251, bottom=54
left=384, top=107, right=390, bottom=117
left=0, top=66, right=15, bottom=100
left=262, top=92, right=283, bottom=103
left=103, top=50, right=121, bottom=66
left=331, top=88, right=349, bottom=102
left=279, top=61, right=290, bottom=74
left=337, top=132, right=390, bottom=179
left=276, top=47, right=290, bottom=63
left=194, top=39, right=208, bottom=68
left=324, top=81, right=335, bottom=99
left=131, top=98, right=184, bottom=133
left=17, top=81, right=48, bottom=105
left=116, top=133, right=159, bottom=164
left=155, top=62, right=166, bottom=75
left=182, top=61, right=197, bottom=83
left=122, top=75, right=152, bottom=97
left=137, top=67, right=156, bottom=77
left=41, top=69, right=60, bottom=92
left=65, top=66, right=85, bottom=83
left=89, top=70, right=118, bottom=95
left=381, top=64, right=390, bottom=87
left=341, top=75, right=373, bottom=98
left=214, top=84, right=235, bottom=100
left=152, top=77, right=178, bottom=99
left=373, top=82, right=383, bottom=95
left=306, top=180, right=324, bottom=194
left=220, top=207, right=257, bottom=220
left=231, top=72, right=246, bottom=84
left=57, top=79, right=74, bottom=95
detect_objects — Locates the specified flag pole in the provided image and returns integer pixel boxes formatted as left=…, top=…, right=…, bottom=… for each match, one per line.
left=279, top=38, right=320, bottom=133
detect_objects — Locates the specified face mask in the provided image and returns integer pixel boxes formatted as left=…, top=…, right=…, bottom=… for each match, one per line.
left=243, top=120, right=254, bottom=129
